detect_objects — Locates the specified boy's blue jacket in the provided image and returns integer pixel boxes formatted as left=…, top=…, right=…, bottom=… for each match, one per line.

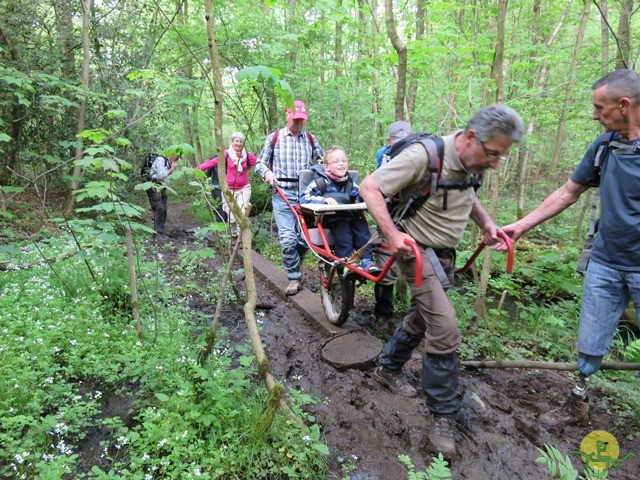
left=299, top=164, right=361, bottom=205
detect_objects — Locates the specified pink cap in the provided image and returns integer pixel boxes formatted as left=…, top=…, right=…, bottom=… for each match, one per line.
left=285, top=100, right=309, bottom=120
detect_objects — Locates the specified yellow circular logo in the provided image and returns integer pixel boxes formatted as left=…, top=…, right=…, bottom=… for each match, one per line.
left=579, top=430, right=620, bottom=472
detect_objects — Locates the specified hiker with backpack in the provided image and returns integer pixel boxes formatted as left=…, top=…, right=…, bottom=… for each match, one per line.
left=299, top=146, right=381, bottom=274
left=374, top=120, right=413, bottom=322
left=143, top=152, right=179, bottom=237
left=359, top=104, right=525, bottom=459
left=501, top=69, right=640, bottom=428
left=255, top=100, right=324, bottom=296
left=197, top=132, right=257, bottom=237
left=376, top=120, right=413, bottom=168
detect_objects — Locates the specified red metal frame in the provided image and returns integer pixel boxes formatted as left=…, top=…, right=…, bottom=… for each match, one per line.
left=456, top=230, right=514, bottom=274
left=275, top=185, right=423, bottom=287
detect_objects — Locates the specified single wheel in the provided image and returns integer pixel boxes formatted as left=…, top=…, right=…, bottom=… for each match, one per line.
left=319, top=264, right=354, bottom=325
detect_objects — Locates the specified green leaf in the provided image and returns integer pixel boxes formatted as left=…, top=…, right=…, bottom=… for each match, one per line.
left=114, top=137, right=132, bottom=147
left=105, top=109, right=127, bottom=119
left=77, top=128, right=111, bottom=143
left=313, top=443, right=330, bottom=455
left=155, top=392, right=169, bottom=402
left=0, top=133, right=12, bottom=142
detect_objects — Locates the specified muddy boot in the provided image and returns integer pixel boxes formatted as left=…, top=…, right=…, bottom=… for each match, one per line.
left=540, top=392, right=590, bottom=427
left=285, top=280, right=302, bottom=296
left=372, top=366, right=417, bottom=398
left=428, top=413, right=456, bottom=459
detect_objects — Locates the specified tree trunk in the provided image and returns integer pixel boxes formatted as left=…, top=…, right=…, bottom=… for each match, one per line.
left=473, top=0, right=507, bottom=322
left=0, top=19, right=25, bottom=186
left=384, top=0, right=407, bottom=119
left=203, top=0, right=280, bottom=401
left=546, top=0, right=590, bottom=195
left=66, top=0, right=92, bottom=214
left=406, top=0, right=426, bottom=123
left=516, top=1, right=570, bottom=218
left=615, top=0, right=632, bottom=69
left=335, top=0, right=344, bottom=78
left=600, top=0, right=609, bottom=71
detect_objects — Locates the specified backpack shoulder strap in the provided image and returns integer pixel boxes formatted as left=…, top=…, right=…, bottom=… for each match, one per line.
left=271, top=129, right=280, bottom=148
left=416, top=137, right=443, bottom=195
left=306, top=131, right=315, bottom=148
left=314, top=173, right=327, bottom=194
left=594, top=132, right=619, bottom=175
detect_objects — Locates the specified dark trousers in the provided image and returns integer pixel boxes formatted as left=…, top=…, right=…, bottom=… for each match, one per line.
left=374, top=283, right=394, bottom=316
left=324, top=214, right=372, bottom=262
left=211, top=186, right=227, bottom=223
left=146, top=186, right=168, bottom=234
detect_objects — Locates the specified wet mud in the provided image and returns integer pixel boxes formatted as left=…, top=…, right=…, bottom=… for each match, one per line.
left=129, top=202, right=640, bottom=479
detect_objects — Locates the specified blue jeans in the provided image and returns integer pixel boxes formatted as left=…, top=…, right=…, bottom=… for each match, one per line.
left=578, top=260, right=640, bottom=372
left=272, top=189, right=307, bottom=281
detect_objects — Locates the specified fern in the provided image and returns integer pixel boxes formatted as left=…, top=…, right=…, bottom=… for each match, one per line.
left=398, top=453, right=452, bottom=480
left=536, top=444, right=580, bottom=479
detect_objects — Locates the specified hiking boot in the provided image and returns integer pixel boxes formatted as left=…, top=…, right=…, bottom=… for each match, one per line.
left=285, top=281, right=302, bottom=296
left=372, top=366, right=417, bottom=398
left=429, top=414, right=457, bottom=459
left=540, top=392, right=590, bottom=427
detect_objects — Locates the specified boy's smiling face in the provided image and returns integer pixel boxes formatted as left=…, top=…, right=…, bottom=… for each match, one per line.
left=323, top=149, right=349, bottom=176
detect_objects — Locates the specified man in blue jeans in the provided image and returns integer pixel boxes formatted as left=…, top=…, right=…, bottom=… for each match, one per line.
left=256, top=101, right=324, bottom=295
left=502, top=69, right=640, bottom=427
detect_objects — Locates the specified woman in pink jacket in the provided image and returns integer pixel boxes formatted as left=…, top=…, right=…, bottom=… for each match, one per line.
left=198, top=132, right=257, bottom=237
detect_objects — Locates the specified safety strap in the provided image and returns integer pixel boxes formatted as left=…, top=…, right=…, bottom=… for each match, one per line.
left=345, top=230, right=379, bottom=264
left=425, top=247, right=451, bottom=289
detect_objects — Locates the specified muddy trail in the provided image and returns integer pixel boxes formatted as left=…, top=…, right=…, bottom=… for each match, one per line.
left=158, top=202, right=639, bottom=479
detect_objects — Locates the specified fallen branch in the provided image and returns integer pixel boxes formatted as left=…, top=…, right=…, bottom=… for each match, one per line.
left=461, top=360, right=640, bottom=371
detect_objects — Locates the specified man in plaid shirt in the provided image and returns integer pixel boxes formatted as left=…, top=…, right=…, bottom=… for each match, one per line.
left=256, top=100, right=324, bottom=295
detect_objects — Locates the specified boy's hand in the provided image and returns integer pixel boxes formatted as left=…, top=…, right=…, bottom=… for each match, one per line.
left=325, top=198, right=338, bottom=205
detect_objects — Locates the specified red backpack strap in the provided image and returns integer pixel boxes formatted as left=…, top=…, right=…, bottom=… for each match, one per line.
left=306, top=131, right=315, bottom=148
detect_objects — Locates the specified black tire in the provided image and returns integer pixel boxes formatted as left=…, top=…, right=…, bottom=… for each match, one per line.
left=319, top=264, right=354, bottom=325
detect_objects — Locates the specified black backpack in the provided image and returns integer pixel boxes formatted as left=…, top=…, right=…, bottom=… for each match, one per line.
left=140, top=153, right=168, bottom=181
left=386, top=133, right=482, bottom=224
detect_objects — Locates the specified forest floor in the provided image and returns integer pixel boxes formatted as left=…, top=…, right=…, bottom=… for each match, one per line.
left=120, top=201, right=640, bottom=479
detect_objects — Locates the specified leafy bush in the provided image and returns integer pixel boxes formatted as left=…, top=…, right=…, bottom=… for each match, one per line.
left=0, top=234, right=330, bottom=479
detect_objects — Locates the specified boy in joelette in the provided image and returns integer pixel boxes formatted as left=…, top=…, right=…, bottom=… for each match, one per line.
left=300, top=146, right=380, bottom=273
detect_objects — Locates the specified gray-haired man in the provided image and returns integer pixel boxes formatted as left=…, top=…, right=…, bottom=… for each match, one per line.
left=360, top=104, right=525, bottom=458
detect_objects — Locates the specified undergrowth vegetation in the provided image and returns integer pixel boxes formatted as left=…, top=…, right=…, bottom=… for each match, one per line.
left=0, top=231, right=331, bottom=479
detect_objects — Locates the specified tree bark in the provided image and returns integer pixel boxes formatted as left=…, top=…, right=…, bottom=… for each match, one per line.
left=462, top=360, right=640, bottom=371
left=66, top=0, right=93, bottom=214
left=406, top=0, right=426, bottom=123
left=516, top=1, right=570, bottom=218
left=204, top=0, right=281, bottom=402
left=615, top=0, right=633, bottom=69
left=384, top=0, right=407, bottom=119
left=546, top=0, right=591, bottom=195
left=0, top=19, right=25, bottom=186
left=473, top=0, right=508, bottom=322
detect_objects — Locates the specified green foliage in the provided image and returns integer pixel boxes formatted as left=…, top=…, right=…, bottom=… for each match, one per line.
left=236, top=66, right=294, bottom=106
left=0, top=234, right=330, bottom=479
left=398, top=453, right=452, bottom=480
left=535, top=444, right=580, bottom=479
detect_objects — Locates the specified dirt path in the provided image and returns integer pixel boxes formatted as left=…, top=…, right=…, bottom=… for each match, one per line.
left=162, top=201, right=639, bottom=479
